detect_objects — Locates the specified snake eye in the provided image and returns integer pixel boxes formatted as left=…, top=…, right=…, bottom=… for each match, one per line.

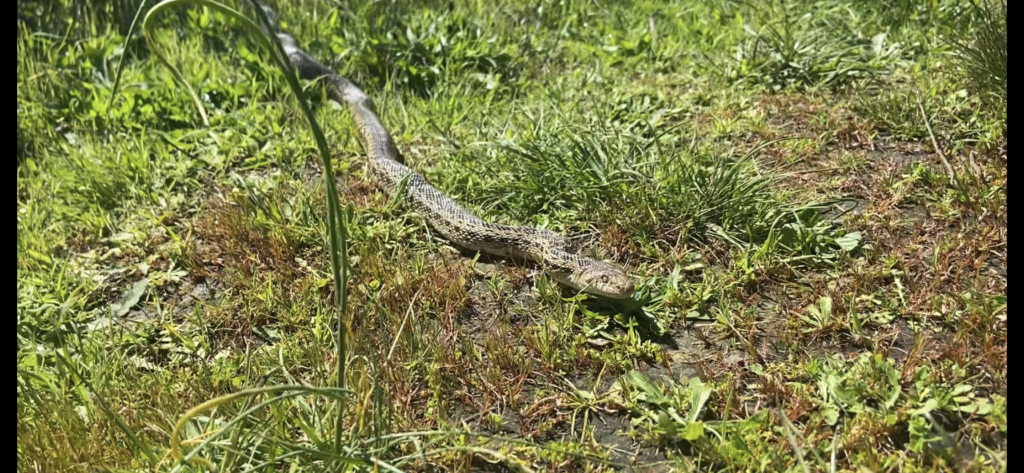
left=600, top=275, right=609, bottom=283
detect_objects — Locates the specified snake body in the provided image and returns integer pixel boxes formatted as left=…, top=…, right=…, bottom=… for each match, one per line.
left=276, top=33, right=634, bottom=299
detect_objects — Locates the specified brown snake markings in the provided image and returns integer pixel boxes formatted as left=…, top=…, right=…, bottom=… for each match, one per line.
left=276, top=32, right=634, bottom=299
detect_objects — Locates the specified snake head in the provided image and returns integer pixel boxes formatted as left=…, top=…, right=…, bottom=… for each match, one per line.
left=567, top=260, right=635, bottom=299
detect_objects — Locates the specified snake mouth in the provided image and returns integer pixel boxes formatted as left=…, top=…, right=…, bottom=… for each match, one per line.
left=588, top=284, right=635, bottom=300
left=550, top=270, right=635, bottom=299
left=580, top=286, right=635, bottom=300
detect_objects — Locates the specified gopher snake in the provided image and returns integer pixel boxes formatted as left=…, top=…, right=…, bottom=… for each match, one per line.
left=273, top=30, right=634, bottom=299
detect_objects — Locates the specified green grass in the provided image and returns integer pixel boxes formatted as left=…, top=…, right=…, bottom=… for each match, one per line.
left=17, top=0, right=1006, bottom=471
left=953, top=0, right=1006, bottom=113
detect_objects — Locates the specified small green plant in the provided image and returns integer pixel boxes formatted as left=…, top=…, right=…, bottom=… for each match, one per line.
left=798, top=296, right=835, bottom=331
left=777, top=207, right=864, bottom=260
left=618, top=371, right=714, bottom=442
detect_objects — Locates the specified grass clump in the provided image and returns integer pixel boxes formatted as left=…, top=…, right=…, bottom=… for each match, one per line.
left=953, top=0, right=1006, bottom=114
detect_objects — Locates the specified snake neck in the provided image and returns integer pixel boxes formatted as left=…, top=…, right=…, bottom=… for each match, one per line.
left=282, top=43, right=399, bottom=164
left=321, top=77, right=405, bottom=166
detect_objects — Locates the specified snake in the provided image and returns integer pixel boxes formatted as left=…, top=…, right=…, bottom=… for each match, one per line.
left=273, top=30, right=635, bottom=299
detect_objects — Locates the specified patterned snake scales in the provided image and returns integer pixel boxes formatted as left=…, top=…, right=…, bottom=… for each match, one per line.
left=273, top=26, right=635, bottom=299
